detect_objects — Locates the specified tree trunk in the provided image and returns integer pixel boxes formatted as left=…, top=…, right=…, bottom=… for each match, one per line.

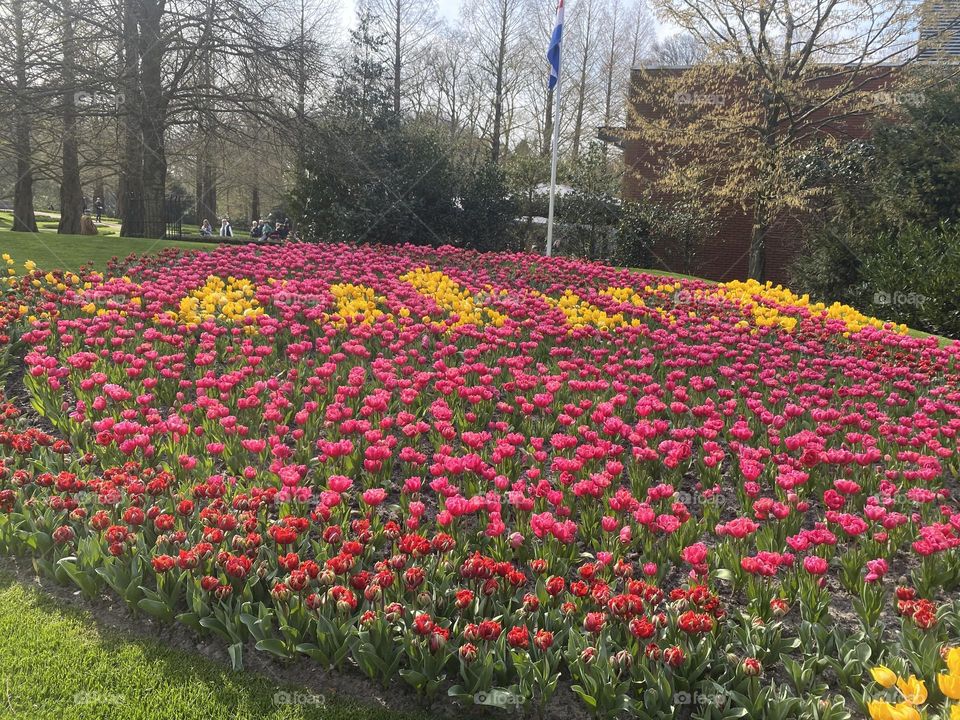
left=200, top=162, right=217, bottom=223
left=542, top=87, right=553, bottom=157
left=13, top=125, right=37, bottom=233
left=58, top=0, right=84, bottom=235
left=139, top=0, right=168, bottom=239
left=119, top=0, right=143, bottom=236
left=601, top=22, right=616, bottom=159
left=11, top=0, right=38, bottom=233
left=748, top=197, right=769, bottom=282
left=295, top=0, right=307, bottom=175
left=195, top=49, right=217, bottom=226
left=251, top=185, right=260, bottom=221
left=393, top=0, right=402, bottom=115
left=572, top=4, right=593, bottom=160
left=490, top=2, right=508, bottom=164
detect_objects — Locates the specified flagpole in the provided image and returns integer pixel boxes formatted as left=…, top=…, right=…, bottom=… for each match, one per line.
left=545, top=46, right=561, bottom=257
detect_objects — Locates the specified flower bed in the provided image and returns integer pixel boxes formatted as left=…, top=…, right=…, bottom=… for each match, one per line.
left=1, top=244, right=959, bottom=718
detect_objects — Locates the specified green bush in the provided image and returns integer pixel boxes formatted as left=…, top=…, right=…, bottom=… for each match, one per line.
left=853, top=223, right=960, bottom=337
left=791, top=80, right=960, bottom=337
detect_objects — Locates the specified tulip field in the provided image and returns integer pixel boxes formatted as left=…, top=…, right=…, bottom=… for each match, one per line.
left=2, top=242, right=960, bottom=720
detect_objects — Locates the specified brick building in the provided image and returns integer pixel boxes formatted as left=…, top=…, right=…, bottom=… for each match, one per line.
left=620, top=4, right=959, bottom=283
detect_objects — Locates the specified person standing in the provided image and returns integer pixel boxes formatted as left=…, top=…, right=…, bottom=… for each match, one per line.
left=260, top=218, right=275, bottom=239
left=219, top=217, right=232, bottom=237
left=94, top=197, right=104, bottom=222
left=201, top=219, right=213, bottom=237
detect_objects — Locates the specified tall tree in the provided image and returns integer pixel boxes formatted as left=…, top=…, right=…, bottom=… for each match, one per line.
left=365, top=0, right=438, bottom=116
left=643, top=32, right=705, bottom=66
left=335, top=9, right=393, bottom=126
left=58, top=0, right=84, bottom=233
left=194, top=45, right=218, bottom=227
left=137, top=0, right=167, bottom=238
left=569, top=0, right=598, bottom=159
left=467, top=0, right=525, bottom=163
left=284, top=0, right=339, bottom=171
left=6, top=0, right=40, bottom=232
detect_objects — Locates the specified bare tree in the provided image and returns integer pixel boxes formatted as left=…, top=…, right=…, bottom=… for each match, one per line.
left=599, top=0, right=652, bottom=129
left=643, top=32, right=705, bottom=66
left=57, top=0, right=84, bottom=233
left=569, top=0, right=599, bottom=159
left=1, top=0, right=44, bottom=231
left=364, top=0, right=438, bottom=116
left=466, top=0, right=526, bottom=163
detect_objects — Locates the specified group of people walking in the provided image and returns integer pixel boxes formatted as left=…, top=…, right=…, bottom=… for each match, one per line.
left=197, top=216, right=292, bottom=241
left=250, top=218, right=291, bottom=241
left=200, top=218, right=235, bottom=237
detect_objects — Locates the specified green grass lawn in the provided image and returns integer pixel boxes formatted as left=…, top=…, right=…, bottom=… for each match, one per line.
left=1, top=231, right=216, bottom=272
left=0, top=569, right=422, bottom=720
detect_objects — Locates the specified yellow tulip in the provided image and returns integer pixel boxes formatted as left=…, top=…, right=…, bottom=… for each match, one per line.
left=868, top=700, right=922, bottom=720
left=938, top=672, right=960, bottom=700
left=952, top=703, right=960, bottom=720
left=868, top=700, right=893, bottom=720
left=890, top=703, right=921, bottom=720
left=896, top=675, right=927, bottom=705
left=948, top=647, right=960, bottom=676
left=871, top=666, right=898, bottom=688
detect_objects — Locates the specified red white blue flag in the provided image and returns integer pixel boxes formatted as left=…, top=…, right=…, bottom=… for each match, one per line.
left=547, top=0, right=564, bottom=90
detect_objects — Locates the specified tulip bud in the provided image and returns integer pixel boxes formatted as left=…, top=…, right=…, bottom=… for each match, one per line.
left=459, top=643, right=478, bottom=663
left=429, top=628, right=448, bottom=653
left=611, top=649, right=633, bottom=673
